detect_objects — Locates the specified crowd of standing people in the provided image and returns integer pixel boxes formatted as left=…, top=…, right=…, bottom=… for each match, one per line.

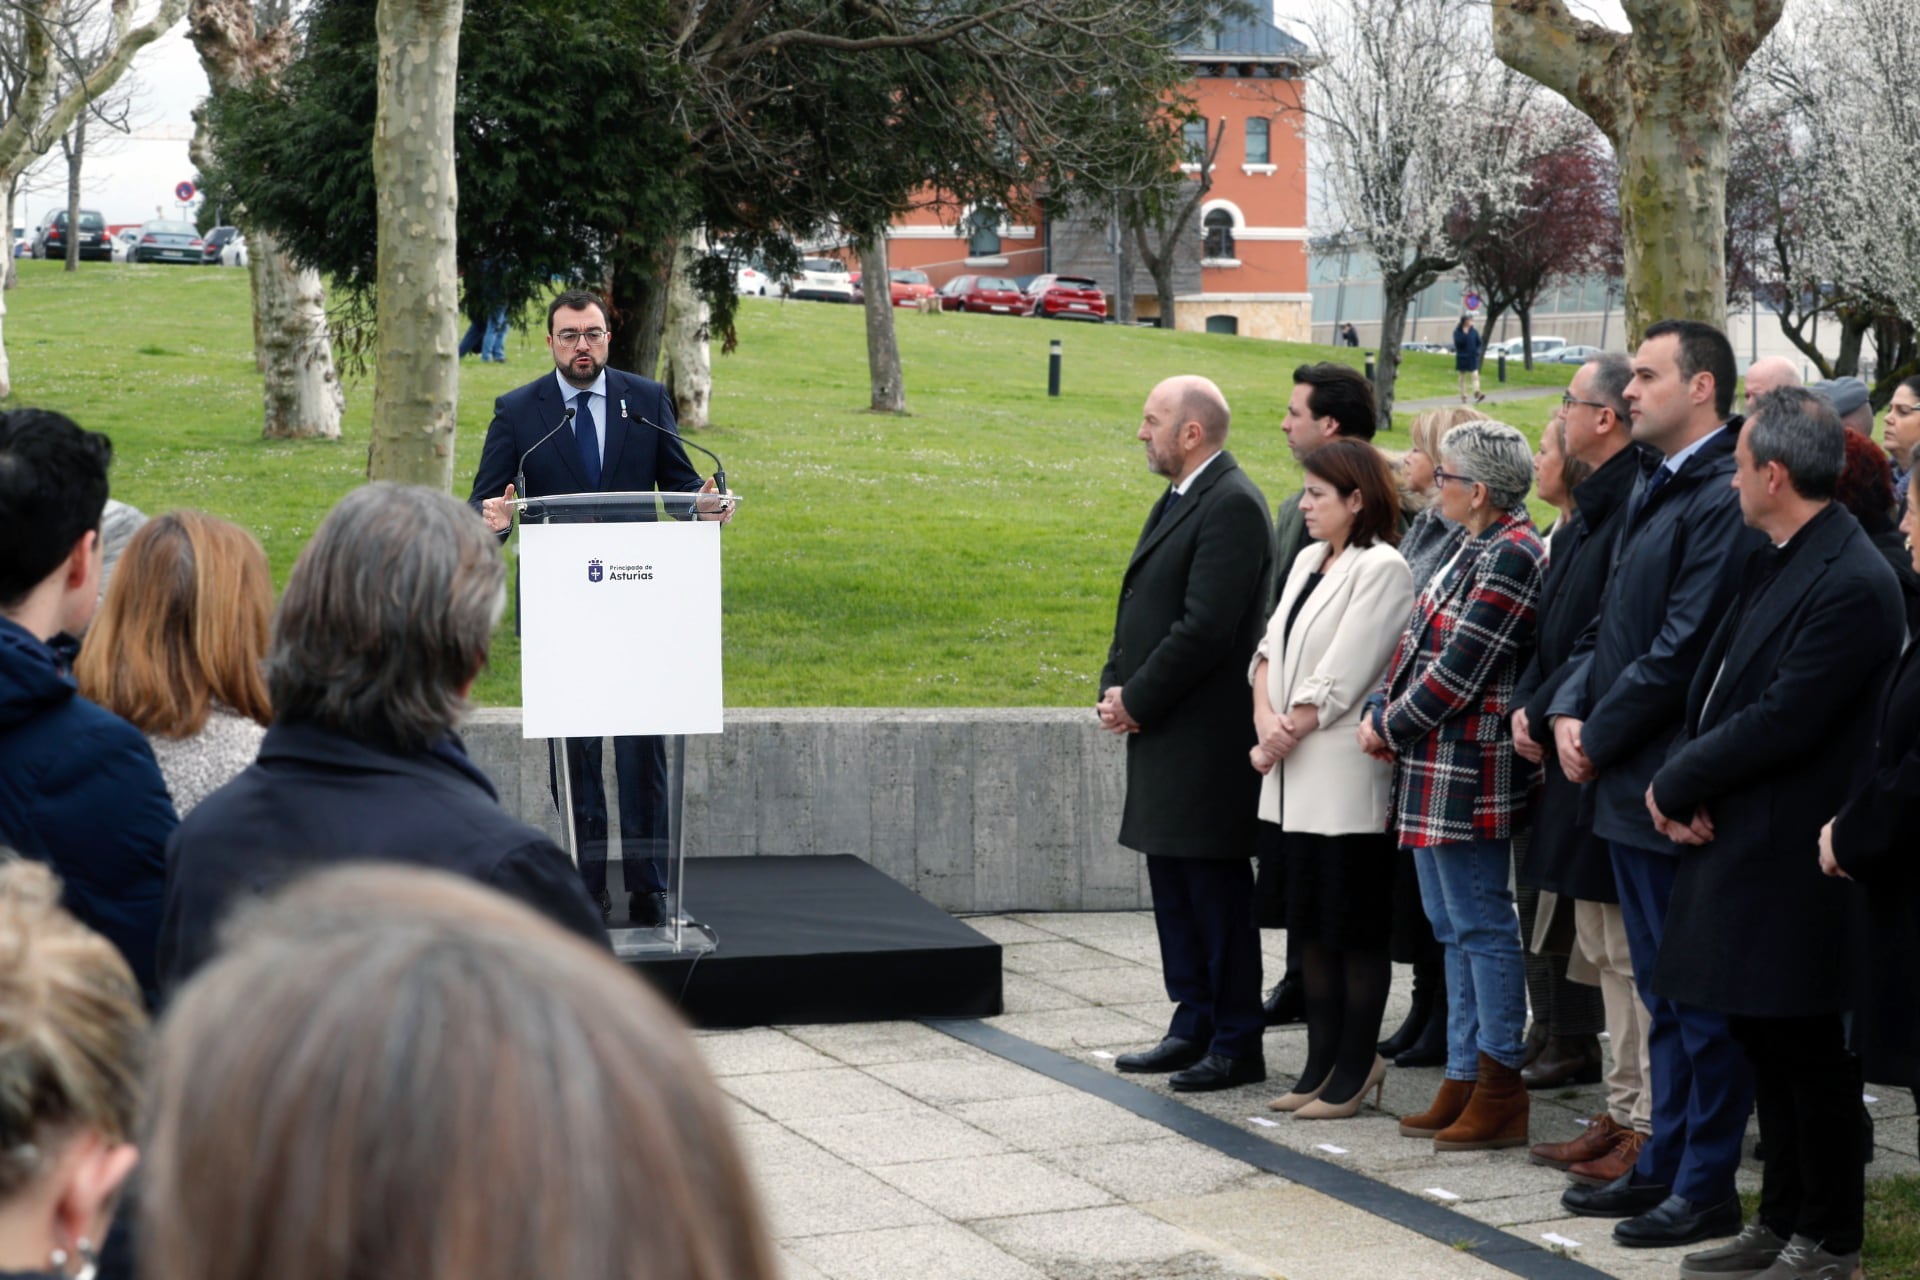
left=1103, top=322, right=1920, bottom=1280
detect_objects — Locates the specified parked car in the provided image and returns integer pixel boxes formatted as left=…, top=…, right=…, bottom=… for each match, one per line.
left=31, top=209, right=111, bottom=261
left=938, top=274, right=1025, bottom=314
left=131, top=220, right=205, bottom=264
left=220, top=233, right=248, bottom=268
left=1551, top=344, right=1607, bottom=364
left=735, top=262, right=771, bottom=296
left=109, top=228, right=141, bottom=263
left=782, top=256, right=855, bottom=302
left=1023, top=274, right=1108, bottom=321
left=1402, top=341, right=1452, bottom=355
left=1484, top=335, right=1569, bottom=361
left=201, top=226, right=242, bottom=265
left=883, top=269, right=936, bottom=307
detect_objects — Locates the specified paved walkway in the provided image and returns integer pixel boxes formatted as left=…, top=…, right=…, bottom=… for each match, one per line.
left=1397, top=386, right=1566, bottom=413
left=700, top=910, right=1917, bottom=1280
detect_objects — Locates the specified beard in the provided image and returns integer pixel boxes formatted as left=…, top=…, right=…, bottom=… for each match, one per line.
left=557, top=348, right=607, bottom=387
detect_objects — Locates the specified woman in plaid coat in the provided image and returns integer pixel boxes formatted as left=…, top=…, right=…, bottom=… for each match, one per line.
left=1359, top=421, right=1545, bottom=1154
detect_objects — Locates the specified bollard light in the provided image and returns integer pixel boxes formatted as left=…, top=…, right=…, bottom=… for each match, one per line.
left=1048, top=339, right=1062, bottom=397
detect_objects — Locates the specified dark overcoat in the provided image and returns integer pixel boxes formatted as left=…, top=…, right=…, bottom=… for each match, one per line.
left=1832, top=634, right=1920, bottom=1085
left=1513, top=444, right=1645, bottom=902
left=1650, top=505, right=1904, bottom=1019
left=1102, top=452, right=1273, bottom=859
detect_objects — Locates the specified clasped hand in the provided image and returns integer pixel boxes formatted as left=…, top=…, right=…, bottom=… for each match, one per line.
left=1096, top=686, right=1140, bottom=736
left=1644, top=784, right=1715, bottom=846
left=1251, top=704, right=1319, bottom=773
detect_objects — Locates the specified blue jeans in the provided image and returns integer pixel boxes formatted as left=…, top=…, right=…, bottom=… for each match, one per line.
left=1411, top=839, right=1528, bottom=1079
left=481, top=307, right=508, bottom=361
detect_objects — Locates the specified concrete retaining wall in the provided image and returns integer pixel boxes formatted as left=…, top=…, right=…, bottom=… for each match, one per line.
left=460, top=708, right=1148, bottom=914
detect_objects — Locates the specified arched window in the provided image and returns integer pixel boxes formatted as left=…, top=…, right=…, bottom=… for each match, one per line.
left=1245, top=118, right=1271, bottom=166
left=1203, top=208, right=1236, bottom=259
left=965, top=208, right=1001, bottom=257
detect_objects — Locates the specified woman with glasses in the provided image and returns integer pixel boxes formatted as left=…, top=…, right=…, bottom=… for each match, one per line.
left=1359, top=421, right=1544, bottom=1152
left=1882, top=376, right=1920, bottom=514
left=1251, top=441, right=1414, bottom=1120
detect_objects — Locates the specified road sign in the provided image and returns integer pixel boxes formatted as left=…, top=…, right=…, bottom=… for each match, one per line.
left=1464, top=291, right=1482, bottom=312
left=174, top=181, right=196, bottom=203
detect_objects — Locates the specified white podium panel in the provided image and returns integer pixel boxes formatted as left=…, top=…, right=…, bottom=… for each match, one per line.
left=518, top=520, right=723, bottom=738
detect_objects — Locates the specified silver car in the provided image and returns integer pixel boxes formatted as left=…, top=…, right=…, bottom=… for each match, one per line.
left=131, top=219, right=205, bottom=265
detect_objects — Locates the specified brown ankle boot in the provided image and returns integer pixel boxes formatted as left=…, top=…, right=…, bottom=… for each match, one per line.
left=1433, top=1052, right=1530, bottom=1151
left=1399, top=1077, right=1474, bottom=1138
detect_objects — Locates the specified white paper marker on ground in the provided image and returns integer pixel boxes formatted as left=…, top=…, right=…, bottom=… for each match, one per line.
left=1247, top=1116, right=1280, bottom=1128
left=1315, top=1143, right=1349, bottom=1154
left=1541, top=1233, right=1582, bottom=1249
left=1424, top=1188, right=1460, bottom=1201
left=1090, top=1051, right=1115, bottom=1059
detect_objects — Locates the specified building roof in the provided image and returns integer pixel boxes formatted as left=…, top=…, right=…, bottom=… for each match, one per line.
left=1177, top=13, right=1314, bottom=63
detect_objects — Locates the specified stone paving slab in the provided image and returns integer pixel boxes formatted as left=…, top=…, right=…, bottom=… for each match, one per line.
left=785, top=1221, right=1050, bottom=1280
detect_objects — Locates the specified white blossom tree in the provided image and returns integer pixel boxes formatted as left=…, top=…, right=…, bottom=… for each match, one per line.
left=1301, top=0, right=1559, bottom=430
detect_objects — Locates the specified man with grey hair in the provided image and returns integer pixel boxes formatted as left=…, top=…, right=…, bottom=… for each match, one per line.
left=157, top=483, right=606, bottom=992
left=1515, top=350, right=1659, bottom=1186
left=1741, top=356, right=1800, bottom=415
left=1104, top=374, right=1275, bottom=1092
left=1648, top=387, right=1902, bottom=1280
left=1811, top=375, right=1874, bottom=436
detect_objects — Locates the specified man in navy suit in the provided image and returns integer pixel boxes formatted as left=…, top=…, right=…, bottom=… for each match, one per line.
left=469, top=290, right=714, bottom=927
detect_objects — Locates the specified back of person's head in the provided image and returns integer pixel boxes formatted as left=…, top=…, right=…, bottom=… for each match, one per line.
left=1292, top=362, right=1377, bottom=440
left=75, top=511, right=273, bottom=739
left=1746, top=387, right=1844, bottom=501
left=1408, top=405, right=1490, bottom=462
left=142, top=865, right=779, bottom=1280
left=1836, top=429, right=1897, bottom=534
left=267, top=483, right=505, bottom=751
left=1303, top=439, right=1402, bottom=548
left=0, top=410, right=113, bottom=612
left=0, top=857, right=146, bottom=1257
left=1642, top=320, right=1737, bottom=420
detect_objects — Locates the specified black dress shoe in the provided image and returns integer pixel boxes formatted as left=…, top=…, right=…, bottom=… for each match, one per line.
left=1115, top=1036, right=1205, bottom=1074
left=1262, top=975, right=1304, bottom=1026
left=1169, top=1053, right=1267, bottom=1092
left=628, top=891, right=670, bottom=928
left=1614, top=1193, right=1742, bottom=1248
left=1562, top=1170, right=1672, bottom=1219
left=593, top=888, right=613, bottom=922
left=1393, top=1005, right=1449, bottom=1068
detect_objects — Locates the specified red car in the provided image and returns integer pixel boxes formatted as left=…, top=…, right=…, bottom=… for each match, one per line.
left=937, top=274, right=1026, bottom=314
left=849, top=268, right=939, bottom=307
left=1024, top=274, right=1108, bottom=321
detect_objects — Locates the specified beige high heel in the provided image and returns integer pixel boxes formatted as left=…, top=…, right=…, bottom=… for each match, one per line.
left=1293, top=1055, right=1388, bottom=1120
left=1267, top=1074, right=1331, bottom=1113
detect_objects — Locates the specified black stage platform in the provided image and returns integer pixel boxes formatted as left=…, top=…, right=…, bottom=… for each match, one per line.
left=626, top=854, right=1003, bottom=1028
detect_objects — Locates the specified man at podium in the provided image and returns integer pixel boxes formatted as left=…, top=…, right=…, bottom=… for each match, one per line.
left=469, top=290, right=707, bottom=927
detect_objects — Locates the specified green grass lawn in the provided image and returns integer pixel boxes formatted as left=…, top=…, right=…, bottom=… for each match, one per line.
left=0, top=260, right=1571, bottom=707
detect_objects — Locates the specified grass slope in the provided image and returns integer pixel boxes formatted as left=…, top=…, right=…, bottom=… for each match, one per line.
left=2, top=260, right=1570, bottom=707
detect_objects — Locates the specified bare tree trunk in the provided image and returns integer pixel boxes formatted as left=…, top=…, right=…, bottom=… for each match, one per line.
left=858, top=236, right=905, bottom=413
left=663, top=236, right=711, bottom=428
left=1375, top=288, right=1411, bottom=434
left=61, top=113, right=81, bottom=272
left=1518, top=308, right=1534, bottom=370
left=1492, top=1, right=1783, bottom=346
left=610, top=241, right=673, bottom=381
left=366, top=0, right=461, bottom=487
left=190, top=1, right=343, bottom=440
left=1113, top=216, right=1134, bottom=325
left=252, top=225, right=343, bottom=438
left=4, top=180, right=18, bottom=290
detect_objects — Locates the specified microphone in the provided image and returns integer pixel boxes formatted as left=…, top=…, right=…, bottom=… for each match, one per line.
left=622, top=397, right=726, bottom=495
left=514, top=405, right=577, bottom=518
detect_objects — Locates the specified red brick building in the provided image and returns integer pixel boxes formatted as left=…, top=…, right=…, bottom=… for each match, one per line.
left=881, top=14, right=1312, bottom=339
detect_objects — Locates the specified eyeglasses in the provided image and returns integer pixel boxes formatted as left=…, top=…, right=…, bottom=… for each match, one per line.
left=553, top=328, right=609, bottom=346
left=1561, top=391, right=1608, bottom=410
left=1433, top=467, right=1479, bottom=487
left=1889, top=402, right=1920, bottom=420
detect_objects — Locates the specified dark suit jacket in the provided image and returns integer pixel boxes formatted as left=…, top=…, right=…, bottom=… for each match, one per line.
left=1834, top=635, right=1920, bottom=1083
left=1272, top=487, right=1308, bottom=611
left=1650, top=504, right=1903, bottom=1019
left=1102, top=452, right=1273, bottom=859
left=467, top=368, right=703, bottom=522
left=1513, top=444, right=1646, bottom=901
left=157, top=719, right=608, bottom=995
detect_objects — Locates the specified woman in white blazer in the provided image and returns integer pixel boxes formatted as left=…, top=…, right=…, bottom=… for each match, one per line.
left=1249, top=439, right=1415, bottom=1120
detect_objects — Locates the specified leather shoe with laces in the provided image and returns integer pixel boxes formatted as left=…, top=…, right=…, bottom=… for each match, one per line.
left=1614, top=1193, right=1743, bottom=1249
left=1753, top=1234, right=1859, bottom=1279
left=628, top=891, right=670, bottom=928
left=1679, top=1218, right=1786, bottom=1279
left=1169, top=1053, right=1266, bottom=1092
left=1562, top=1170, right=1670, bottom=1219
left=1262, top=975, right=1304, bottom=1026
left=1115, top=1036, right=1204, bottom=1074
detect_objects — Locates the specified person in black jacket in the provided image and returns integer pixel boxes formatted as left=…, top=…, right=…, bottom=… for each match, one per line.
left=1452, top=317, right=1485, bottom=404
left=1547, top=321, right=1767, bottom=1248
left=1514, top=356, right=1657, bottom=1187
left=158, top=483, right=606, bottom=994
left=1650, top=388, right=1903, bottom=1280
left=1103, top=375, right=1274, bottom=1093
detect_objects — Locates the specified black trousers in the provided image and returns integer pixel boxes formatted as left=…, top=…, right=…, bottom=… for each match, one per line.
left=1729, top=1013, right=1864, bottom=1254
left=1146, top=855, right=1265, bottom=1060
left=558, top=735, right=667, bottom=897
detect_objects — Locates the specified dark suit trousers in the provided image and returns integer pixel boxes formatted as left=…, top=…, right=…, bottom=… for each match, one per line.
left=563, top=736, right=667, bottom=897
left=1146, top=855, right=1265, bottom=1060
left=1612, top=840, right=1753, bottom=1203
left=1730, top=1013, right=1864, bottom=1254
